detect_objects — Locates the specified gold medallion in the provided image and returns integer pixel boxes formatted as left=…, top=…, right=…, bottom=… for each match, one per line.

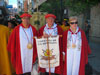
left=72, top=44, right=76, bottom=48
left=27, top=42, right=33, bottom=49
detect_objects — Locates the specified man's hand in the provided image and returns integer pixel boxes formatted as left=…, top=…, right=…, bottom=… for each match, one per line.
left=43, top=33, right=49, bottom=38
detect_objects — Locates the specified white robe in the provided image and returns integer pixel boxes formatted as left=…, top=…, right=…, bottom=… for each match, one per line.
left=67, top=27, right=82, bottom=75
left=20, top=26, right=33, bottom=73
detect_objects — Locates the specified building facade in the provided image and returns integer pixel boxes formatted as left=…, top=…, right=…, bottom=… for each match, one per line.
left=17, top=0, right=23, bottom=13
left=0, top=0, right=9, bottom=23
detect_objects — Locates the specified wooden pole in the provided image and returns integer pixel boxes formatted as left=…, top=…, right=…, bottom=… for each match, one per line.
left=47, top=37, right=51, bottom=75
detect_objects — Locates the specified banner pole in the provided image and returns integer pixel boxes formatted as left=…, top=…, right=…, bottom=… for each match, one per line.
left=33, top=35, right=62, bottom=39
left=47, top=37, right=51, bottom=75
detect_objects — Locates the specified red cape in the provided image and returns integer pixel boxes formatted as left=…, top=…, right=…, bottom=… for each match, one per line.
left=63, top=28, right=91, bottom=75
left=38, top=25, right=63, bottom=75
left=7, top=24, right=37, bottom=74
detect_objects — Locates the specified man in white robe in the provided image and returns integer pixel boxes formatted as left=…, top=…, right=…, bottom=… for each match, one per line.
left=7, top=13, right=37, bottom=75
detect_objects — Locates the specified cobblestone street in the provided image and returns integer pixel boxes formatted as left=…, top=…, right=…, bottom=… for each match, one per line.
left=87, top=41, right=100, bottom=75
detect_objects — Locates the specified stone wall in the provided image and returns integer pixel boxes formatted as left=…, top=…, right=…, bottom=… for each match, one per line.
left=90, top=3, right=100, bottom=42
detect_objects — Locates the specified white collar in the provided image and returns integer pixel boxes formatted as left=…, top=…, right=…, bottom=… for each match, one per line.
left=46, top=23, right=57, bottom=29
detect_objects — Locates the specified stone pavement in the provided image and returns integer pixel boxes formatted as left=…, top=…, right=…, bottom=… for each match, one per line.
left=87, top=41, right=100, bottom=75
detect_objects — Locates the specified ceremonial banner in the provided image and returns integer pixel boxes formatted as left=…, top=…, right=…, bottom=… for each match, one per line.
left=36, top=36, right=60, bottom=68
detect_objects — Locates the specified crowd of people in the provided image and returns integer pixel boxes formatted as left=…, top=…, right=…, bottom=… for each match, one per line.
left=0, top=13, right=91, bottom=75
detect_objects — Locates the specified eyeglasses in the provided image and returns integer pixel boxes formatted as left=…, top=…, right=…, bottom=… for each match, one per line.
left=70, top=22, right=78, bottom=24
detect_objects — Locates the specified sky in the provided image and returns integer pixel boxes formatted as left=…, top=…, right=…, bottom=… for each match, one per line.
left=9, top=0, right=17, bottom=8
